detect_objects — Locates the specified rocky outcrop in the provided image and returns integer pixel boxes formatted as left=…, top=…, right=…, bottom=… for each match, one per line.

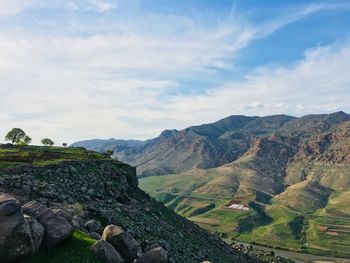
left=23, top=200, right=73, bottom=247
left=0, top=193, right=43, bottom=263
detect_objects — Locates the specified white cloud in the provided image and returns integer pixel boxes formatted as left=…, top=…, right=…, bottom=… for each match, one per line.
left=88, top=0, right=118, bottom=12
left=163, top=41, right=350, bottom=124
left=0, top=0, right=40, bottom=18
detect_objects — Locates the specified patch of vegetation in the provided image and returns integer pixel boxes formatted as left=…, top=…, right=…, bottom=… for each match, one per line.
left=255, top=191, right=272, bottom=204
left=288, top=216, right=304, bottom=239
left=238, top=205, right=303, bottom=250
left=0, top=144, right=110, bottom=169
left=21, top=231, right=102, bottom=263
left=237, top=202, right=273, bottom=233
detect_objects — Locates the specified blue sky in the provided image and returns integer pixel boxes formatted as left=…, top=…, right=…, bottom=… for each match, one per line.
left=0, top=0, right=350, bottom=143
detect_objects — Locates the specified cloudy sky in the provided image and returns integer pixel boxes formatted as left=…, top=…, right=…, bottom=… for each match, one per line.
left=1, top=0, right=350, bottom=144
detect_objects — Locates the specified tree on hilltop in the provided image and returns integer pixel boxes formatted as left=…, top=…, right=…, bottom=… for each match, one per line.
left=105, top=150, right=114, bottom=157
left=5, top=128, right=32, bottom=145
left=41, top=138, right=54, bottom=146
left=62, top=143, right=67, bottom=147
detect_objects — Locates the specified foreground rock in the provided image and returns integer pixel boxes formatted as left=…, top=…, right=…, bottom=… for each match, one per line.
left=23, top=200, right=73, bottom=247
left=84, top=219, right=101, bottom=233
left=88, top=232, right=102, bottom=240
left=102, top=225, right=140, bottom=263
left=91, top=239, right=125, bottom=263
left=136, top=247, right=168, bottom=263
left=25, top=215, right=45, bottom=252
left=0, top=193, right=43, bottom=262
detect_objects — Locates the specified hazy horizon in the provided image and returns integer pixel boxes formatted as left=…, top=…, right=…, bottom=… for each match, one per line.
left=1, top=0, right=350, bottom=144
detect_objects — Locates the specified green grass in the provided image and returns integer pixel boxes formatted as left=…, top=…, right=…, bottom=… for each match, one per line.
left=190, top=207, right=253, bottom=239
left=238, top=205, right=303, bottom=250
left=0, top=144, right=110, bottom=169
left=21, top=231, right=102, bottom=263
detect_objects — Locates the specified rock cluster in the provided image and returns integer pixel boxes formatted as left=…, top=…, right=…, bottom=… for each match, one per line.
left=90, top=224, right=168, bottom=263
left=0, top=193, right=74, bottom=263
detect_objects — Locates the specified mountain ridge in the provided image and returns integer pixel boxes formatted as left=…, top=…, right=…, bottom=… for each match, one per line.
left=72, top=111, right=349, bottom=177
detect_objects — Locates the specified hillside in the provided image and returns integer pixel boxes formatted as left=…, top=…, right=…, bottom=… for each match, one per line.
left=137, top=112, right=350, bottom=259
left=0, top=145, right=260, bottom=263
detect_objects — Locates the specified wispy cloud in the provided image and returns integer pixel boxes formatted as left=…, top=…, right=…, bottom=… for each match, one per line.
left=88, top=0, right=118, bottom=12
left=164, top=41, right=350, bottom=122
left=0, top=0, right=40, bottom=18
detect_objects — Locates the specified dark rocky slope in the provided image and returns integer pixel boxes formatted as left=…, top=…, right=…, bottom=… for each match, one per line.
left=0, top=159, right=258, bottom=263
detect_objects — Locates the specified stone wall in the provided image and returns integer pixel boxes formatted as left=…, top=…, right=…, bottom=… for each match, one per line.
left=0, top=160, right=137, bottom=222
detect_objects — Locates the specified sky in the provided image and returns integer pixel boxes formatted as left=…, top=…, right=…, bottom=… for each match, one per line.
left=1, top=0, right=350, bottom=144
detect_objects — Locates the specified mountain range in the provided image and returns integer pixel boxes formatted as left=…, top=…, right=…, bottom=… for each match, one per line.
left=73, top=111, right=350, bottom=258
left=72, top=111, right=350, bottom=177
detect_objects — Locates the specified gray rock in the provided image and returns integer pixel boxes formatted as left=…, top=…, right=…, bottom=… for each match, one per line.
left=88, top=232, right=102, bottom=240
left=0, top=193, right=36, bottom=262
left=53, top=208, right=75, bottom=228
left=84, top=219, right=100, bottom=233
left=136, top=247, right=168, bottom=263
left=23, top=201, right=73, bottom=247
left=0, top=193, right=21, bottom=216
left=102, top=225, right=139, bottom=263
left=91, top=239, right=125, bottom=263
left=24, top=215, right=44, bottom=252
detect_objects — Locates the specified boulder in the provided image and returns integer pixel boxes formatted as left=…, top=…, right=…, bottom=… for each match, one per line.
left=88, top=232, right=102, bottom=240
left=136, top=247, right=168, bottom=263
left=25, top=215, right=45, bottom=251
left=102, top=225, right=139, bottom=263
left=0, top=193, right=38, bottom=262
left=84, top=219, right=100, bottom=233
left=53, top=208, right=75, bottom=228
left=0, top=193, right=21, bottom=216
left=23, top=200, right=73, bottom=247
left=91, top=239, right=125, bottom=263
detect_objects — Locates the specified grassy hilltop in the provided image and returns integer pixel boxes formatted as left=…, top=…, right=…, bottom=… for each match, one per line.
left=0, top=144, right=109, bottom=169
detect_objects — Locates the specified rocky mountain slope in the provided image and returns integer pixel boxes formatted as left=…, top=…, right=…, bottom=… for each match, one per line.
left=73, top=112, right=350, bottom=178
left=0, top=145, right=261, bottom=263
left=73, top=114, right=296, bottom=176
